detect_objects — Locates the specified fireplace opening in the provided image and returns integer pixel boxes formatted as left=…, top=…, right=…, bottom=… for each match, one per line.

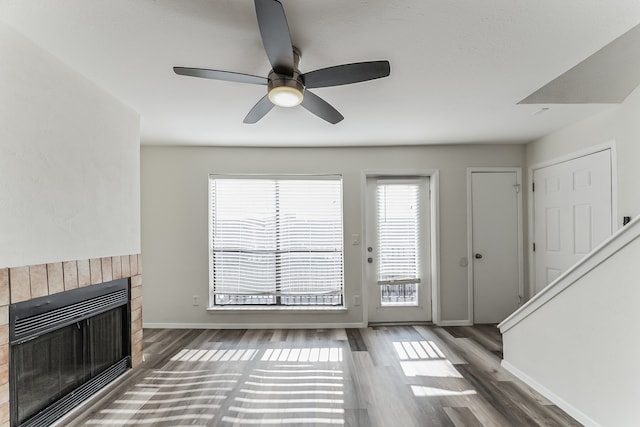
left=9, top=278, right=131, bottom=427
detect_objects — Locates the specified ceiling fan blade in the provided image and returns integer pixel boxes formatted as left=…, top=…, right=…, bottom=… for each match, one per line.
left=254, top=0, right=294, bottom=75
left=302, top=61, right=390, bottom=89
left=243, top=95, right=275, bottom=124
left=174, top=67, right=267, bottom=85
left=301, top=91, right=344, bottom=124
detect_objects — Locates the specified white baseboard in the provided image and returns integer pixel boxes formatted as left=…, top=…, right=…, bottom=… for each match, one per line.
left=437, top=320, right=473, bottom=326
left=501, top=360, right=600, bottom=427
left=143, top=322, right=366, bottom=330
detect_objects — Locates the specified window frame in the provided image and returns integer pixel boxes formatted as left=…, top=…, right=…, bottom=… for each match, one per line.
left=207, top=174, right=345, bottom=310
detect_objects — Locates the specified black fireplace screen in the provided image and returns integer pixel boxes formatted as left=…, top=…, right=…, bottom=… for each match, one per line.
left=9, top=278, right=131, bottom=427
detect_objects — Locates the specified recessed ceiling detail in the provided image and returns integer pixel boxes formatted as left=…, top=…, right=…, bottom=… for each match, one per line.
left=519, top=23, right=640, bottom=104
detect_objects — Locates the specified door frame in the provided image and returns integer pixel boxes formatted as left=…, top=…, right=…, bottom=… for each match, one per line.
left=361, top=169, right=440, bottom=325
left=467, top=167, right=524, bottom=325
left=527, top=141, right=618, bottom=299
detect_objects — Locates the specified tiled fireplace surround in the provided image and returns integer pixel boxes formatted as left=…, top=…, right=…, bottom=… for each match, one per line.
left=0, top=254, right=143, bottom=427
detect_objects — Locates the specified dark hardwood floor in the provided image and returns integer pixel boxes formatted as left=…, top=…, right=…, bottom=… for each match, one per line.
left=62, top=325, right=581, bottom=427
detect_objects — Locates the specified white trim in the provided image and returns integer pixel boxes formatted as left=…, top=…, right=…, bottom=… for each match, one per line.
left=209, top=173, right=342, bottom=180
left=360, top=169, right=441, bottom=326
left=206, top=306, right=348, bottom=313
left=431, top=171, right=441, bottom=325
left=610, top=142, right=619, bottom=230
left=501, top=360, right=601, bottom=427
left=438, top=320, right=473, bottom=327
left=499, top=214, right=640, bottom=332
left=143, top=322, right=366, bottom=330
left=527, top=141, right=615, bottom=170
left=527, top=141, right=618, bottom=299
left=466, top=167, right=524, bottom=325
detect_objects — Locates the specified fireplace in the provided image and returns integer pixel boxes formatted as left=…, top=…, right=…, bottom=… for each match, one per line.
left=9, top=278, right=131, bottom=427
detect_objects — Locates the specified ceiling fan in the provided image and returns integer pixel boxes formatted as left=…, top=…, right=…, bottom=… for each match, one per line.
left=173, top=0, right=391, bottom=124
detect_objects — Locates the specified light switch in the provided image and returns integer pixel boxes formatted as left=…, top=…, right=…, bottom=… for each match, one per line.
left=351, top=234, right=361, bottom=245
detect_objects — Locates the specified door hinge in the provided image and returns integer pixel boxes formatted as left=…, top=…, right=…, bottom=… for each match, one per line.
left=533, top=243, right=536, bottom=252
left=532, top=182, right=535, bottom=192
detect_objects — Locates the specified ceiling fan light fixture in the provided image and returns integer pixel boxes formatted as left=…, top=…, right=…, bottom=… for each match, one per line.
left=269, top=85, right=304, bottom=107
left=267, top=72, right=305, bottom=107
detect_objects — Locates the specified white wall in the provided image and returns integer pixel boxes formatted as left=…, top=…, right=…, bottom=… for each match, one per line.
left=141, top=144, right=525, bottom=326
left=501, top=220, right=640, bottom=427
left=526, top=84, right=640, bottom=224
left=506, top=87, right=640, bottom=425
left=0, top=22, right=140, bottom=268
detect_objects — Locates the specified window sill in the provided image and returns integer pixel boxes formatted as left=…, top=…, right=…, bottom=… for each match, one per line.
left=380, top=303, right=419, bottom=307
left=207, top=306, right=348, bottom=314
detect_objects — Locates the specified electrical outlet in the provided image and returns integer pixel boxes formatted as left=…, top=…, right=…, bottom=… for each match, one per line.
left=192, top=295, right=199, bottom=306
left=353, top=295, right=361, bottom=306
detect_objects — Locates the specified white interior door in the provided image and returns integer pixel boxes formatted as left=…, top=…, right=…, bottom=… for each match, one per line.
left=366, top=177, right=431, bottom=323
left=533, top=149, right=612, bottom=294
left=470, top=171, right=522, bottom=324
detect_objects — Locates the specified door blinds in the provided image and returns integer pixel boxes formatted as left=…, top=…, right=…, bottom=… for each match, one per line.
left=376, top=181, right=422, bottom=286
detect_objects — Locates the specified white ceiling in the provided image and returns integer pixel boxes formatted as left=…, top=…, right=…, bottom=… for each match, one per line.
left=2, top=0, right=640, bottom=147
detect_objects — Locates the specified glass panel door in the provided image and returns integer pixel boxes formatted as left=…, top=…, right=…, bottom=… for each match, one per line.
left=86, top=308, right=126, bottom=376
left=12, top=305, right=127, bottom=425
left=366, top=177, right=431, bottom=323
left=13, top=323, right=84, bottom=424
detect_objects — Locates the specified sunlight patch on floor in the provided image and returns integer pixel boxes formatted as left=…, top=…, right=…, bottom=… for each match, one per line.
left=220, top=416, right=345, bottom=425
left=146, top=373, right=241, bottom=380
left=234, top=397, right=344, bottom=405
left=261, top=347, right=343, bottom=362
left=228, top=406, right=345, bottom=414
left=244, top=381, right=343, bottom=388
left=171, top=348, right=258, bottom=362
left=249, top=374, right=344, bottom=380
left=136, top=379, right=237, bottom=387
left=400, top=360, right=463, bottom=378
left=85, top=414, right=215, bottom=424
left=393, top=340, right=446, bottom=360
left=240, top=388, right=344, bottom=396
left=115, top=395, right=227, bottom=405
left=125, top=388, right=231, bottom=395
left=411, top=385, right=476, bottom=397
left=99, top=404, right=218, bottom=414
left=253, top=368, right=341, bottom=374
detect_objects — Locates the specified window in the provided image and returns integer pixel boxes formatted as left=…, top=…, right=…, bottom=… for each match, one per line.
left=209, top=176, right=344, bottom=307
left=376, top=181, right=422, bottom=305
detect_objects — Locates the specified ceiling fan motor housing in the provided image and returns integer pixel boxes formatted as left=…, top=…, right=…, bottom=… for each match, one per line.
left=267, top=70, right=305, bottom=93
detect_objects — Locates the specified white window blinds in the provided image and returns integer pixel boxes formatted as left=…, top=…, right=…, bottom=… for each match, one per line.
left=376, top=182, right=422, bottom=286
left=209, top=176, right=343, bottom=306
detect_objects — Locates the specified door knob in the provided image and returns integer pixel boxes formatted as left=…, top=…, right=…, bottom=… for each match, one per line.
left=474, top=253, right=483, bottom=259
